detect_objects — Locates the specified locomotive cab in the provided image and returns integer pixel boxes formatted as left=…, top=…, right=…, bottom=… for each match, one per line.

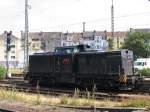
left=54, top=44, right=91, bottom=53
left=119, top=50, right=137, bottom=90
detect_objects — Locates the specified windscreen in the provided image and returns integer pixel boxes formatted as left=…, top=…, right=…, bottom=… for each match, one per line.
left=55, top=47, right=78, bottom=53
left=134, top=61, right=145, bottom=66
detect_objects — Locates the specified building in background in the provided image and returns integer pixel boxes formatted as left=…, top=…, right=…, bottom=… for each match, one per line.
left=61, top=32, right=81, bottom=46
left=0, top=31, right=20, bottom=68
left=28, top=32, right=62, bottom=54
left=0, top=30, right=128, bottom=68
left=27, top=31, right=127, bottom=52
left=107, top=31, right=126, bottom=50
left=130, top=28, right=150, bottom=32
left=61, top=31, right=108, bottom=51
left=81, top=31, right=108, bottom=50
left=0, top=29, right=148, bottom=69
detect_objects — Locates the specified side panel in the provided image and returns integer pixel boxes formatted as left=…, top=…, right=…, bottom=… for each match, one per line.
left=77, top=53, right=107, bottom=75
left=54, top=54, right=74, bottom=83
left=106, top=53, right=122, bottom=75
left=29, top=55, right=53, bottom=73
left=76, top=52, right=123, bottom=79
left=29, top=54, right=54, bottom=78
left=54, top=54, right=73, bottom=74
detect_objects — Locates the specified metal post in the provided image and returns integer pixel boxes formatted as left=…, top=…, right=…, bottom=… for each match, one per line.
left=83, top=22, right=85, bottom=33
left=25, top=0, right=29, bottom=72
left=6, top=42, right=9, bottom=79
left=21, top=31, right=26, bottom=69
left=6, top=31, right=12, bottom=78
left=111, top=0, right=114, bottom=39
left=82, top=22, right=85, bottom=38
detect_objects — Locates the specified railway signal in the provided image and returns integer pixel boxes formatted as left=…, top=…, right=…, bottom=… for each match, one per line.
left=6, top=31, right=12, bottom=78
left=6, top=31, right=12, bottom=51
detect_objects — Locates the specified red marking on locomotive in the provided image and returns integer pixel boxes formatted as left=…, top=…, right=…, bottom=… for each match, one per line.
left=62, top=58, right=71, bottom=64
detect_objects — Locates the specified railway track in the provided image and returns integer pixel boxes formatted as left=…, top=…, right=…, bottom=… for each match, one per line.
left=52, top=105, right=148, bottom=112
left=0, top=109, right=14, bottom=112
left=0, top=83, right=128, bottom=100
left=0, top=77, right=149, bottom=101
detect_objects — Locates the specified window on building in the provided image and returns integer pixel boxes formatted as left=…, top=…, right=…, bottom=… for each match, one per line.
left=32, top=39, right=39, bottom=41
left=33, top=43, right=38, bottom=47
left=11, top=56, right=15, bottom=59
left=97, top=45, right=100, bottom=49
left=11, top=45, right=15, bottom=48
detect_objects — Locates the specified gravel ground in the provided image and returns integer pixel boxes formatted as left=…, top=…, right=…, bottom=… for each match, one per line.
left=0, top=101, right=148, bottom=112
left=0, top=101, right=75, bottom=112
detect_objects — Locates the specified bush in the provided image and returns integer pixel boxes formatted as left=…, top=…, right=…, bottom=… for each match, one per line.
left=0, top=66, right=6, bottom=80
left=138, top=68, right=150, bottom=76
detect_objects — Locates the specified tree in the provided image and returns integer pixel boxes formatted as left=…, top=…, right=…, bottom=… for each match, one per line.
left=0, top=66, right=6, bottom=80
left=121, top=31, right=150, bottom=58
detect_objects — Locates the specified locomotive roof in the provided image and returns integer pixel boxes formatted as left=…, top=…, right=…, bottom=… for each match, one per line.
left=54, top=44, right=91, bottom=53
left=55, top=44, right=90, bottom=49
left=75, top=49, right=132, bottom=55
left=31, top=49, right=131, bottom=56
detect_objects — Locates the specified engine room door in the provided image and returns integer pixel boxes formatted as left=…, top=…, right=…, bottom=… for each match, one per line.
left=55, top=54, right=74, bottom=83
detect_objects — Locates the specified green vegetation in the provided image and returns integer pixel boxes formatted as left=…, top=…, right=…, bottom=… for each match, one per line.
left=0, top=87, right=149, bottom=109
left=138, top=68, right=150, bottom=76
left=121, top=31, right=150, bottom=58
left=123, top=99, right=150, bottom=108
left=0, top=66, right=6, bottom=80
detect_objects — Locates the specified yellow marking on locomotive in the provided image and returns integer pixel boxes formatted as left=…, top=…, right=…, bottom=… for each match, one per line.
left=119, top=75, right=128, bottom=83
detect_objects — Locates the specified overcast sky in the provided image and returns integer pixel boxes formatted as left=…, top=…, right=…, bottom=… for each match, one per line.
left=1, top=0, right=150, bottom=35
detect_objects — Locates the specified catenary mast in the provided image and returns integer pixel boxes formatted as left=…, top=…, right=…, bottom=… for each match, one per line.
left=25, top=0, right=29, bottom=71
left=111, top=0, right=114, bottom=39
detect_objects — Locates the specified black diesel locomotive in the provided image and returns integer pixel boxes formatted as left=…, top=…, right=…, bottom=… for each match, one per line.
left=25, top=45, right=139, bottom=90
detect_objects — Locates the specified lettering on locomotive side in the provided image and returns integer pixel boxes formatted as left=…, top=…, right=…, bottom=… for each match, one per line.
left=62, top=58, right=71, bottom=64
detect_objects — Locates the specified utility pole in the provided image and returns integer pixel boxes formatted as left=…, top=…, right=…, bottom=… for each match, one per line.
left=21, top=31, right=25, bottom=69
left=111, top=0, right=114, bottom=39
left=82, top=22, right=85, bottom=38
left=25, top=0, right=29, bottom=72
left=83, top=22, right=85, bottom=32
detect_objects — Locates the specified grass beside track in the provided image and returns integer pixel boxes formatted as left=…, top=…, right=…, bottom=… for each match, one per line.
left=0, top=88, right=149, bottom=109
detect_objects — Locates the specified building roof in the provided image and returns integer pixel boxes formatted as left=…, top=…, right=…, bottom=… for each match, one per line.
left=28, top=32, right=62, bottom=40
left=83, top=31, right=106, bottom=37
left=63, top=32, right=82, bottom=42
left=0, top=31, right=19, bottom=40
left=107, top=32, right=127, bottom=39
left=28, top=31, right=127, bottom=41
left=131, top=28, right=150, bottom=32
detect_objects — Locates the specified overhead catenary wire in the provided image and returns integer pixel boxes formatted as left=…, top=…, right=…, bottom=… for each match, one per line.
left=29, top=11, right=150, bottom=32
